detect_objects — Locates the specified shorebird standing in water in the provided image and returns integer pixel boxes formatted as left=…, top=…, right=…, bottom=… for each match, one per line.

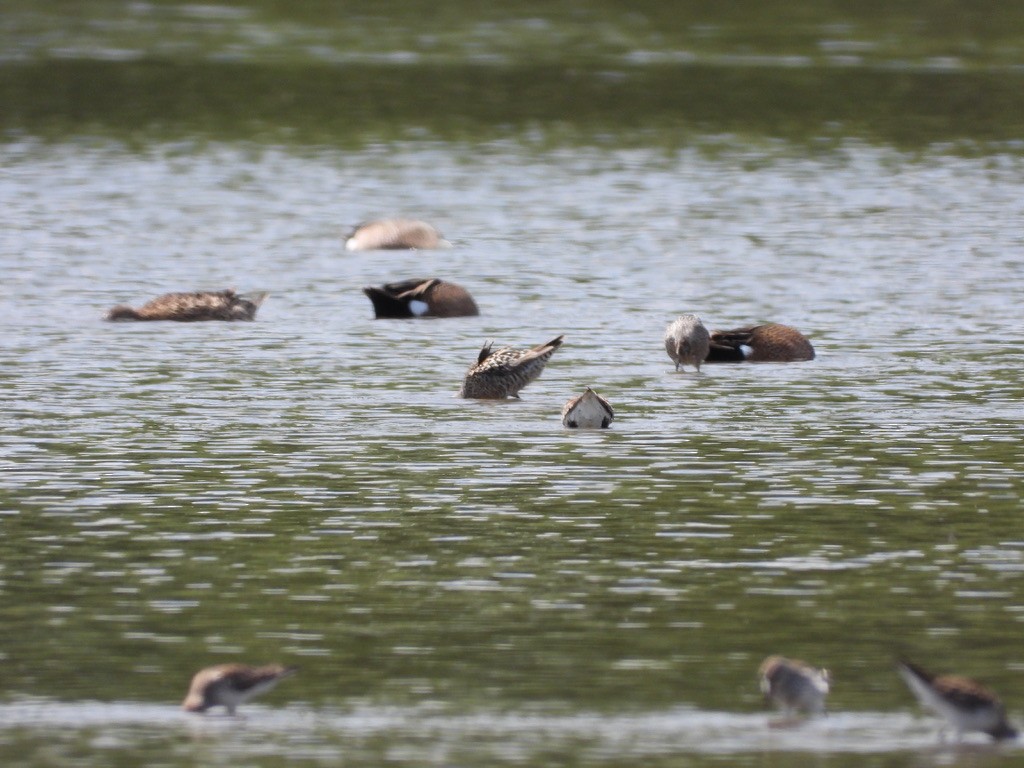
left=897, top=659, right=1018, bottom=742
left=362, top=277, right=479, bottom=318
left=105, top=290, right=267, bottom=322
left=345, top=219, right=450, bottom=251
left=706, top=323, right=815, bottom=362
left=182, top=664, right=297, bottom=715
left=758, top=655, right=831, bottom=717
left=664, top=314, right=710, bottom=372
left=459, top=335, right=564, bottom=399
left=561, top=387, right=614, bottom=428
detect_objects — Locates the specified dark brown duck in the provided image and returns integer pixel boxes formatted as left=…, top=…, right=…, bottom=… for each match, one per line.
left=706, top=323, right=815, bottom=362
left=362, top=278, right=479, bottom=319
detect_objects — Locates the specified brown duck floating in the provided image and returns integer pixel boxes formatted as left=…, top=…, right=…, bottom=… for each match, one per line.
left=182, top=663, right=297, bottom=715
left=105, top=290, right=268, bottom=322
left=561, top=387, right=614, bottom=428
left=363, top=278, right=479, bottom=318
left=345, top=219, right=451, bottom=251
left=664, top=313, right=710, bottom=372
left=706, top=323, right=815, bottom=362
left=459, top=335, right=564, bottom=399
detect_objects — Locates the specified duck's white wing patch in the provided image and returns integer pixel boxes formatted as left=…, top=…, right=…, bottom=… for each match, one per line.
left=409, top=299, right=430, bottom=316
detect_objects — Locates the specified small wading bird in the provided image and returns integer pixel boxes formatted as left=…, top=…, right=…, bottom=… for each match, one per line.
left=561, top=387, right=614, bottom=428
left=897, top=659, right=1018, bottom=741
left=664, top=314, right=710, bottom=372
left=182, top=663, right=298, bottom=715
left=459, top=335, right=564, bottom=399
left=758, top=655, right=831, bottom=717
left=345, top=219, right=451, bottom=251
left=105, top=290, right=268, bottom=322
left=705, top=323, right=815, bottom=362
left=362, top=277, right=479, bottom=318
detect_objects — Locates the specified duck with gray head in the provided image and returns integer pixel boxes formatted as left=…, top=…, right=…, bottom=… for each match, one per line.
left=345, top=219, right=451, bottom=251
left=459, top=335, right=564, bottom=399
left=362, top=278, right=478, bottom=318
left=664, top=313, right=710, bottom=372
left=706, top=323, right=815, bottom=362
left=105, top=290, right=268, bottom=322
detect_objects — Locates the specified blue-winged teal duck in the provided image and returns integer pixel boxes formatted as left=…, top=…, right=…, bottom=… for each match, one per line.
left=345, top=219, right=451, bottom=251
left=706, top=323, right=815, bottom=362
left=897, top=659, right=1018, bottom=741
left=459, top=335, right=564, bottom=399
left=363, top=277, right=479, bottom=319
left=759, top=655, right=831, bottom=716
left=562, top=387, right=614, bottom=428
left=182, top=663, right=297, bottom=715
left=664, top=314, right=710, bottom=372
left=106, top=290, right=267, bottom=322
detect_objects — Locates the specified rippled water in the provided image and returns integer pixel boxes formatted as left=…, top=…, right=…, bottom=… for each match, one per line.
left=2, top=139, right=1024, bottom=766
left=0, top=700, right=996, bottom=765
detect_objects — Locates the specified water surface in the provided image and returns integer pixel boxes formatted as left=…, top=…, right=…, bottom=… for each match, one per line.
left=2, top=2, right=1024, bottom=766
left=2, top=139, right=1023, bottom=766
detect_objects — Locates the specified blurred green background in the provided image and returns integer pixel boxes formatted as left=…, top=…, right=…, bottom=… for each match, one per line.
left=4, top=0, right=1024, bottom=147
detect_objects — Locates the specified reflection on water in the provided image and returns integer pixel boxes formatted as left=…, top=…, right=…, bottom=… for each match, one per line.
left=5, top=58, right=1024, bottom=148
left=5, top=1, right=1024, bottom=149
left=5, top=0, right=1024, bottom=71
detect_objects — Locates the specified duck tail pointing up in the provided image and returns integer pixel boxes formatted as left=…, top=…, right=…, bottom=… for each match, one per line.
left=474, top=340, right=496, bottom=364
left=896, top=658, right=929, bottom=676
left=895, top=658, right=933, bottom=685
left=363, top=286, right=413, bottom=318
left=541, top=335, right=565, bottom=352
left=240, top=291, right=269, bottom=308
